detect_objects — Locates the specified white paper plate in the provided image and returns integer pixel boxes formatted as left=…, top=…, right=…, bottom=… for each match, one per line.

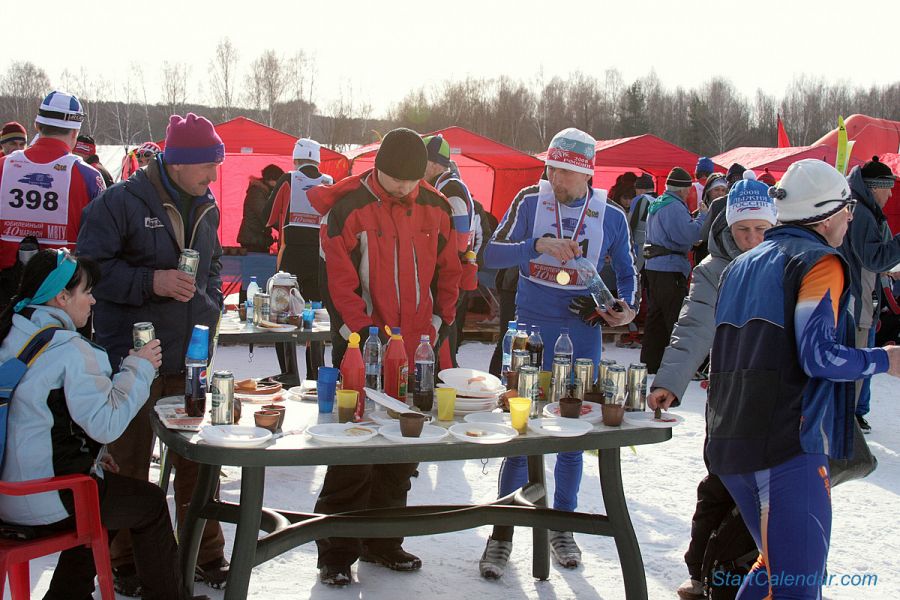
left=438, top=369, right=502, bottom=393
left=436, top=383, right=504, bottom=399
left=448, top=422, right=518, bottom=444
left=198, top=425, right=272, bottom=448
left=364, top=388, right=415, bottom=415
left=378, top=423, right=449, bottom=444
left=369, top=410, right=399, bottom=426
left=254, top=323, right=297, bottom=332
left=543, top=401, right=604, bottom=424
left=622, top=411, right=684, bottom=428
left=235, top=391, right=285, bottom=404
left=284, top=381, right=316, bottom=402
left=453, top=398, right=499, bottom=408
left=528, top=417, right=593, bottom=437
left=307, top=423, right=378, bottom=444
left=463, top=411, right=510, bottom=424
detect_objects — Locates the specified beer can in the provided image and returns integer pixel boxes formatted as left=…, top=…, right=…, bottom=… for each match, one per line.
left=511, top=349, right=530, bottom=373
left=517, top=365, right=541, bottom=417
left=605, top=365, right=627, bottom=405
left=210, top=370, right=235, bottom=425
left=253, top=293, right=271, bottom=325
left=132, top=322, right=158, bottom=378
left=573, top=358, right=594, bottom=400
left=178, top=249, right=200, bottom=278
left=597, top=359, right=616, bottom=399
left=550, top=356, right=572, bottom=403
left=625, top=363, right=648, bottom=411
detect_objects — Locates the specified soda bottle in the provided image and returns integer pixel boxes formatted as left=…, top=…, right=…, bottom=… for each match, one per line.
left=364, top=326, right=383, bottom=391
left=500, top=320, right=517, bottom=385
left=383, top=327, right=409, bottom=403
left=526, top=325, right=544, bottom=369
left=340, top=332, right=366, bottom=420
left=413, top=334, right=435, bottom=411
left=553, top=327, right=574, bottom=367
left=572, top=256, right=623, bottom=312
left=513, top=322, right=528, bottom=351
left=184, top=325, right=209, bottom=418
left=246, top=276, right=259, bottom=316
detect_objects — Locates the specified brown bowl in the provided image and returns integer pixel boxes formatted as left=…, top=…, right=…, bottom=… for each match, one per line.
left=261, top=404, right=286, bottom=429
left=558, top=397, right=583, bottom=418
left=254, top=409, right=281, bottom=433
left=601, top=403, right=625, bottom=427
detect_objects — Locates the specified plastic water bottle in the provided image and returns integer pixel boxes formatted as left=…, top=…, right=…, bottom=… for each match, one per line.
left=572, top=256, right=622, bottom=312
left=500, top=320, right=517, bottom=385
left=553, top=327, right=574, bottom=367
left=413, top=335, right=435, bottom=411
left=246, top=276, right=259, bottom=315
left=364, top=326, right=383, bottom=392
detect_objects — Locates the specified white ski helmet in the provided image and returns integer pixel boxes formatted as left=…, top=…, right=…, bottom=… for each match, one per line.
left=35, top=90, right=85, bottom=130
left=293, top=138, right=321, bottom=163
left=769, top=159, right=851, bottom=224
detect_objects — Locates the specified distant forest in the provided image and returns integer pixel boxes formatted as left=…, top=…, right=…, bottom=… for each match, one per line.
left=3, top=38, right=899, bottom=156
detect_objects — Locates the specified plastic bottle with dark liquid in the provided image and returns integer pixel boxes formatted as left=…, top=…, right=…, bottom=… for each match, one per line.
left=526, top=325, right=544, bottom=368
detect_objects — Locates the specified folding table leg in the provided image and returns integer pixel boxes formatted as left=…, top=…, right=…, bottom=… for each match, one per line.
left=598, top=448, right=648, bottom=600
left=224, top=466, right=266, bottom=600
left=527, top=454, right=550, bottom=581
left=179, top=462, right=220, bottom=594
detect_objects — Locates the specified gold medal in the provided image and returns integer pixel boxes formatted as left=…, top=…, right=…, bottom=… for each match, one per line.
left=556, top=270, right=571, bottom=285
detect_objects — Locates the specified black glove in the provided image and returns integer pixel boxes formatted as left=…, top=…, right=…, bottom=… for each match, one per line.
left=568, top=295, right=604, bottom=328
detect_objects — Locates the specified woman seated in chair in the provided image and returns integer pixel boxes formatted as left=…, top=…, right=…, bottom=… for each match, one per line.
left=0, top=249, right=205, bottom=600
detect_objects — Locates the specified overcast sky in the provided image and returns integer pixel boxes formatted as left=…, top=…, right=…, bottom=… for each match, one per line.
left=4, top=0, right=898, bottom=117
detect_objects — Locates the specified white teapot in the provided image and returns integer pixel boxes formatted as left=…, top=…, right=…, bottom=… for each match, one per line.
left=266, top=271, right=303, bottom=323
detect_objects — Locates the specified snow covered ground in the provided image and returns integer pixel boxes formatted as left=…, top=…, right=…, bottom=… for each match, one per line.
left=15, top=341, right=899, bottom=599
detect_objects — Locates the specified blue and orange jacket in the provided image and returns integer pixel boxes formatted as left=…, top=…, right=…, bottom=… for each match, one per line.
left=708, top=225, right=888, bottom=476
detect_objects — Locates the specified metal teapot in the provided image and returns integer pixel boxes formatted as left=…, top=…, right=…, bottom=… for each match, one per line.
left=266, top=271, right=303, bottom=323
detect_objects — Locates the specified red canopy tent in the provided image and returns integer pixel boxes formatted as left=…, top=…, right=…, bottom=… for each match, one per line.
left=536, top=134, right=714, bottom=208
left=713, top=145, right=863, bottom=181
left=347, top=126, right=544, bottom=220
left=814, top=115, right=900, bottom=163
left=157, top=117, right=350, bottom=247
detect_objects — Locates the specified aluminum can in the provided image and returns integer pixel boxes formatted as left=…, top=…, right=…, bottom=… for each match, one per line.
left=517, top=365, right=541, bottom=417
left=605, top=365, right=627, bottom=405
left=597, top=359, right=616, bottom=399
left=550, top=356, right=572, bottom=403
left=626, top=363, right=648, bottom=411
left=177, top=249, right=200, bottom=278
left=132, top=322, right=158, bottom=377
left=573, top=358, right=594, bottom=400
left=511, top=349, right=530, bottom=373
left=210, top=370, right=235, bottom=425
left=253, top=293, right=271, bottom=325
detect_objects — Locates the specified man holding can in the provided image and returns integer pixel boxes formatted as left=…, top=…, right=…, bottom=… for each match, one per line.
left=77, top=113, right=229, bottom=594
left=480, top=127, right=637, bottom=578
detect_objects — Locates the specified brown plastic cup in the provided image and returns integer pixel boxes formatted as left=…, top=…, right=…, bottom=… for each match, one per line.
left=399, top=412, right=427, bottom=438
left=583, top=391, right=605, bottom=405
left=601, top=403, right=625, bottom=427
left=254, top=409, right=280, bottom=433
left=558, top=397, right=583, bottom=418
left=261, top=404, right=286, bottom=429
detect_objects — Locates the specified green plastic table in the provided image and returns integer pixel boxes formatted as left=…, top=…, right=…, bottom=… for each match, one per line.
left=151, top=401, right=671, bottom=599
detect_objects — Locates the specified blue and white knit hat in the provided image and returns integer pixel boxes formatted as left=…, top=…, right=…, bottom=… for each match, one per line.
left=545, top=128, right=596, bottom=175
left=726, top=177, right=777, bottom=226
left=34, top=91, right=85, bottom=130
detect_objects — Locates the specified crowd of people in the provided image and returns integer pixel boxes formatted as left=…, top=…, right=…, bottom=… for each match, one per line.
left=0, top=87, right=898, bottom=600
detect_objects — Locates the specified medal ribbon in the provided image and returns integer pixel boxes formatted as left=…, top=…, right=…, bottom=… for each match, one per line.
left=554, top=190, right=592, bottom=243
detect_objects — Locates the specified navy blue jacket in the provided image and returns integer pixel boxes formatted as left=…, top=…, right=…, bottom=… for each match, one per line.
left=76, top=158, right=223, bottom=374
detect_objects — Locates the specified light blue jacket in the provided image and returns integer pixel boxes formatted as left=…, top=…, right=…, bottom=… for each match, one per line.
left=644, top=191, right=706, bottom=276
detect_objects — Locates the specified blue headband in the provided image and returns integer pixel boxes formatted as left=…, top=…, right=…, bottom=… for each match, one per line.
left=14, top=250, right=78, bottom=313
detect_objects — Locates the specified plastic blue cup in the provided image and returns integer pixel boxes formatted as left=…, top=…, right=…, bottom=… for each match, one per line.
left=317, top=367, right=339, bottom=413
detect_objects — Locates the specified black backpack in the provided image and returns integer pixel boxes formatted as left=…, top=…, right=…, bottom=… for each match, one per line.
left=701, top=506, right=758, bottom=600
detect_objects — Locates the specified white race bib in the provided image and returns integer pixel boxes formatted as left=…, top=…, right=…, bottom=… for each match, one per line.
left=0, top=151, right=75, bottom=244
left=287, top=171, right=331, bottom=228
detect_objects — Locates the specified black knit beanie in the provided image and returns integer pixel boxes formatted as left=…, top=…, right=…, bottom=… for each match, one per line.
left=861, top=156, right=897, bottom=189
left=375, top=128, right=427, bottom=181
left=634, top=173, right=654, bottom=190
left=726, top=163, right=746, bottom=185
left=666, top=167, right=692, bottom=188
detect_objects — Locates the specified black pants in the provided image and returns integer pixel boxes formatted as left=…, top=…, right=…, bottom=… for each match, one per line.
left=39, top=471, right=190, bottom=600
left=314, top=463, right=419, bottom=568
left=279, top=244, right=325, bottom=376
left=684, top=473, right=735, bottom=581
left=640, top=270, right=688, bottom=373
left=488, top=288, right=518, bottom=377
left=447, top=291, right=469, bottom=368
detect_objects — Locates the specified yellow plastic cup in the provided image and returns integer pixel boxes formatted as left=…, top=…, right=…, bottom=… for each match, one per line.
left=508, top=397, right=531, bottom=434
left=436, top=387, right=456, bottom=421
left=336, top=389, right=358, bottom=423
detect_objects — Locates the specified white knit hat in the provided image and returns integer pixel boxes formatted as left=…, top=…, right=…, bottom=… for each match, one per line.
left=726, top=178, right=777, bottom=226
left=770, top=159, right=851, bottom=224
left=545, top=128, right=596, bottom=175
left=293, top=138, right=321, bottom=163
left=34, top=91, right=85, bottom=130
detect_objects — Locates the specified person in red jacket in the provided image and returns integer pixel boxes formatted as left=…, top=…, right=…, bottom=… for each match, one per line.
left=308, top=128, right=461, bottom=586
left=0, top=91, right=105, bottom=307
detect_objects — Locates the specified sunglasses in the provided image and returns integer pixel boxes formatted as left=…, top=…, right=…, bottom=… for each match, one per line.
left=136, top=150, right=156, bottom=159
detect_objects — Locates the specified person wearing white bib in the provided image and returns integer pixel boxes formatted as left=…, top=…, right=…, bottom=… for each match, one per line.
left=480, top=128, right=637, bottom=579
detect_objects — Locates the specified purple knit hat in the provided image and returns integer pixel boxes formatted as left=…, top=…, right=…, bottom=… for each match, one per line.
left=162, top=113, right=225, bottom=165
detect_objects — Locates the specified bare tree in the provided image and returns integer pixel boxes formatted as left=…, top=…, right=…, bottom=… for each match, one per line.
left=59, top=67, right=111, bottom=136
left=210, top=37, right=239, bottom=121
left=0, top=61, right=51, bottom=125
left=162, top=61, right=189, bottom=117
left=692, top=78, right=750, bottom=154
left=244, top=50, right=289, bottom=127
